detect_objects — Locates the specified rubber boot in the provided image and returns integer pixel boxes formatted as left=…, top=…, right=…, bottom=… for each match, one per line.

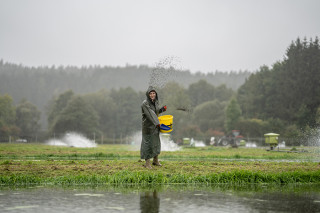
left=144, top=159, right=152, bottom=169
left=152, top=155, right=162, bottom=166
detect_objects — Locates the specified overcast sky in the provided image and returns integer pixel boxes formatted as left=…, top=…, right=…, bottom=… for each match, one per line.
left=0, top=0, right=319, bottom=73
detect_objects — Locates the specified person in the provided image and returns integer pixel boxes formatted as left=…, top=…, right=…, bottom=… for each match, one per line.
left=140, top=190, right=160, bottom=213
left=141, top=86, right=167, bottom=169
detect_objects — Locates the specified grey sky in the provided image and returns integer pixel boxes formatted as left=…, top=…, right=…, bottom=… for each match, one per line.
left=0, top=0, right=319, bottom=73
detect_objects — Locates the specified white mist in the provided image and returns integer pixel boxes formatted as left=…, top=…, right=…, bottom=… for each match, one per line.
left=46, top=132, right=97, bottom=148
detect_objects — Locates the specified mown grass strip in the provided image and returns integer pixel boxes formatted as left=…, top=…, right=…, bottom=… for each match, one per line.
left=1, top=170, right=320, bottom=186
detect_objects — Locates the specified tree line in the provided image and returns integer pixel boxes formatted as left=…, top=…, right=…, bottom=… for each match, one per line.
left=0, top=37, right=319, bottom=145
left=0, top=81, right=234, bottom=143
left=236, top=37, right=320, bottom=145
left=0, top=60, right=250, bottom=128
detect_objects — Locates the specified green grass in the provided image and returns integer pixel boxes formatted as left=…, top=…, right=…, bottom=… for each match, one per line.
left=0, top=144, right=318, bottom=161
left=1, top=170, right=320, bottom=185
left=1, top=159, right=319, bottom=185
left=0, top=144, right=319, bottom=185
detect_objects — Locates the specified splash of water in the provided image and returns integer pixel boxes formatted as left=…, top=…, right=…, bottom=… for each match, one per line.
left=129, top=131, right=180, bottom=151
left=276, top=141, right=286, bottom=148
left=245, top=142, right=257, bottom=148
left=160, top=134, right=181, bottom=151
left=46, top=132, right=97, bottom=148
left=194, top=141, right=206, bottom=147
left=190, top=138, right=206, bottom=147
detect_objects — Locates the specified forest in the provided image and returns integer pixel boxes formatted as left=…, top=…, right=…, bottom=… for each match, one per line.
left=0, top=59, right=250, bottom=127
left=0, top=37, right=319, bottom=145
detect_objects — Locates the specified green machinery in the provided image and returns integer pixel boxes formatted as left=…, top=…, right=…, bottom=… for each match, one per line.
left=264, top=133, right=279, bottom=150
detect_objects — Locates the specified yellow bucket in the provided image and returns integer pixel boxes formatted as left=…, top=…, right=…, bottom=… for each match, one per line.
left=158, top=115, right=173, bottom=133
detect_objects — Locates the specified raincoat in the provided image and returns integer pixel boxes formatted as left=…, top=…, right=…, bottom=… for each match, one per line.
left=140, top=86, right=165, bottom=160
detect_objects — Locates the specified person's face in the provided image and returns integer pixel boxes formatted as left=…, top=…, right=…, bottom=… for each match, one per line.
left=149, top=91, right=156, bottom=101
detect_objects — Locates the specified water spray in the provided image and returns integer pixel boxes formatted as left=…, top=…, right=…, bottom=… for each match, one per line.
left=46, top=132, right=97, bottom=148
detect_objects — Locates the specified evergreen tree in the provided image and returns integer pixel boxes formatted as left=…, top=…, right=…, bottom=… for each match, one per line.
left=237, top=37, right=320, bottom=136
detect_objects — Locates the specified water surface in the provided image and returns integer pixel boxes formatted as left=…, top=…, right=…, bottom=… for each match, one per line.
left=1, top=184, right=319, bottom=213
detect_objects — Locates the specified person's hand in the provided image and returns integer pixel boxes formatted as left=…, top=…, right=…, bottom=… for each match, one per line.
left=164, top=105, right=167, bottom=111
left=160, top=105, right=167, bottom=112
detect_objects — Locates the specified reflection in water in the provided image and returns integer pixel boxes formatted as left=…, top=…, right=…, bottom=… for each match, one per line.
left=0, top=184, right=320, bottom=212
left=140, top=190, right=160, bottom=213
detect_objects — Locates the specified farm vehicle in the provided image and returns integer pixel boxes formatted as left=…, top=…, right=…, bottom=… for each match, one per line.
left=212, top=130, right=243, bottom=147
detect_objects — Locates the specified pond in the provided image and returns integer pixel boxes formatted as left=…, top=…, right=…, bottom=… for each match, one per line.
left=1, top=184, right=320, bottom=213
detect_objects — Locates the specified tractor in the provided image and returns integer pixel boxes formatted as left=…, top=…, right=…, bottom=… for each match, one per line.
left=215, top=130, right=243, bottom=147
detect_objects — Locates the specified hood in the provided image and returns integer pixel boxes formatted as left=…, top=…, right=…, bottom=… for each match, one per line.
left=146, top=86, right=158, bottom=102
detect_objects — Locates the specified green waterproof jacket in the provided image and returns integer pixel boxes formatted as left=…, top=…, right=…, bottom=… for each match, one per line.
left=140, top=86, right=165, bottom=160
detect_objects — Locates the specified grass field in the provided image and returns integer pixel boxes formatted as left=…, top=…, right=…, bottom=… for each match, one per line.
left=0, top=144, right=319, bottom=185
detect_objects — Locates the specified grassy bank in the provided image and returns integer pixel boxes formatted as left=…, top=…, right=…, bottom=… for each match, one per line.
left=0, top=144, right=319, bottom=185
left=1, top=170, right=320, bottom=186
left=1, top=159, right=319, bottom=185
